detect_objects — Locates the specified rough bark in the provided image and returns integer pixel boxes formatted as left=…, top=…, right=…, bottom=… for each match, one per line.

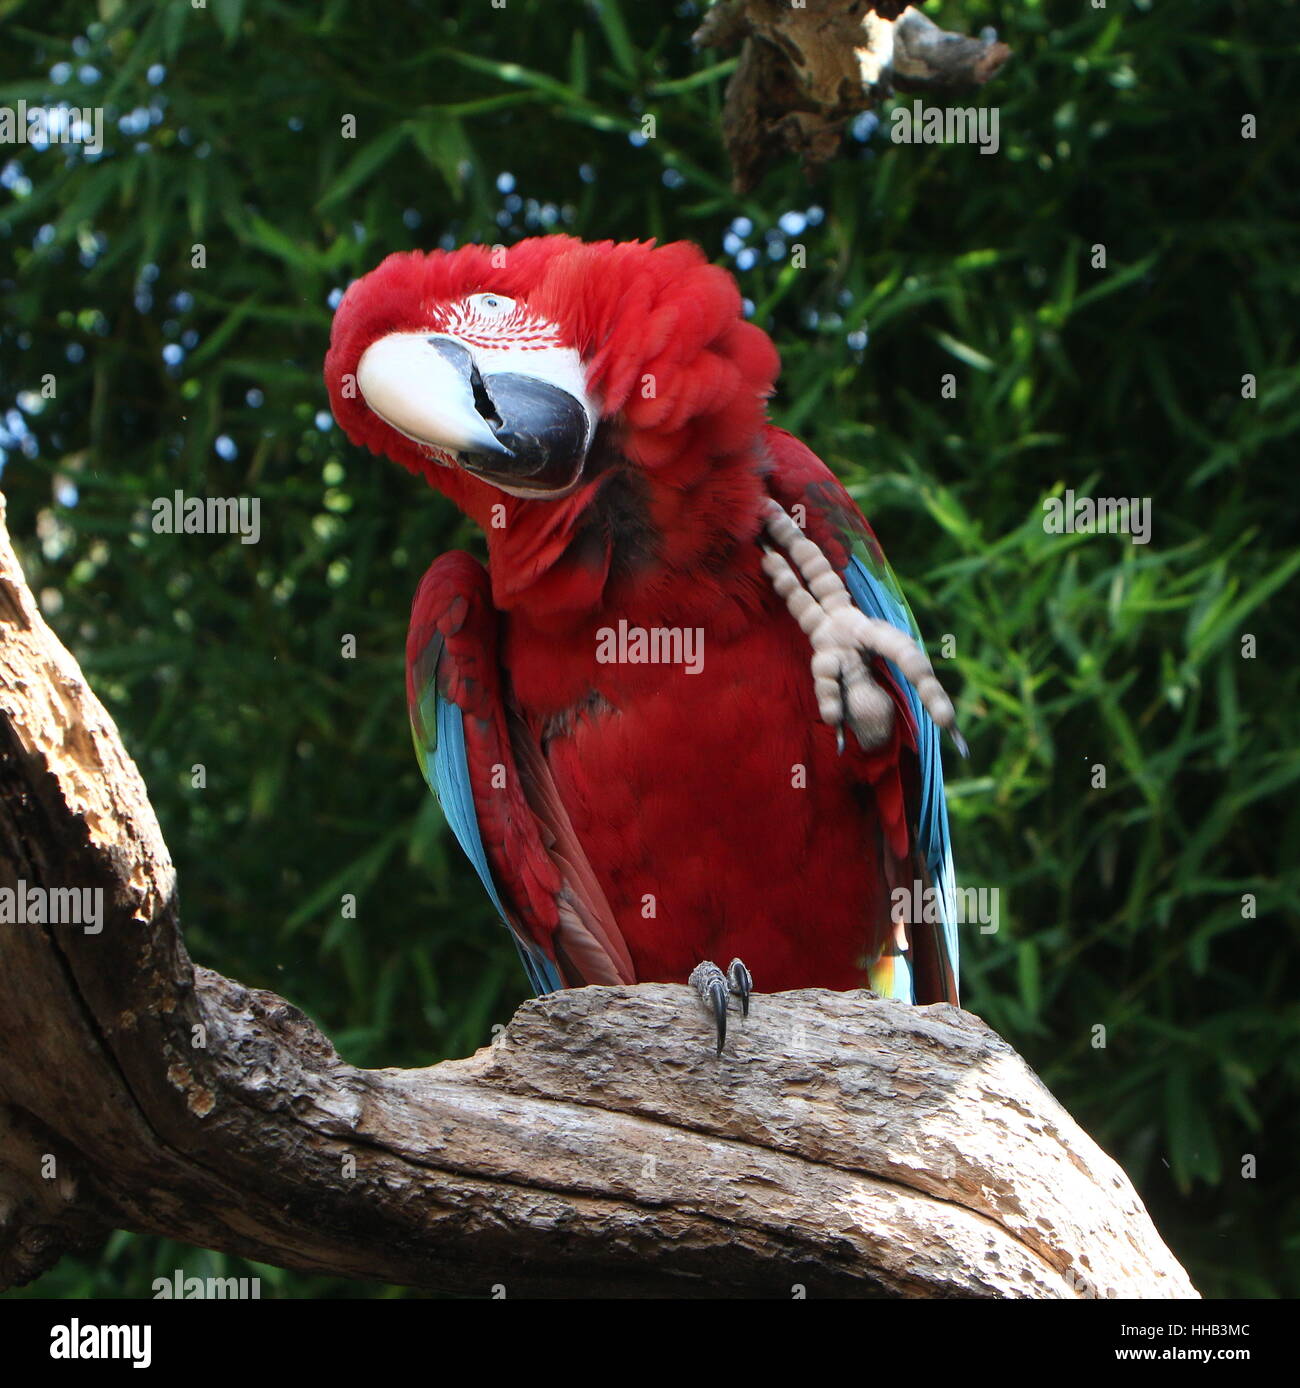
left=0, top=495, right=1196, bottom=1298
left=695, top=0, right=1013, bottom=191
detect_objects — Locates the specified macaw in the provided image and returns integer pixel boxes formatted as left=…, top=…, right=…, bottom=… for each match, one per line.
left=325, top=236, right=964, bottom=1050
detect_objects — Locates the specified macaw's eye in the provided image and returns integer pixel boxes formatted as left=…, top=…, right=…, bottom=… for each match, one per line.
left=468, top=292, right=516, bottom=315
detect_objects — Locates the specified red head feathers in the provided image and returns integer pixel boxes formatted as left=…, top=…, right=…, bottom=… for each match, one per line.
left=325, top=237, right=780, bottom=615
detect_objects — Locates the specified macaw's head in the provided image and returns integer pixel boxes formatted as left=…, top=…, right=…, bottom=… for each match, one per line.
left=325, top=236, right=780, bottom=610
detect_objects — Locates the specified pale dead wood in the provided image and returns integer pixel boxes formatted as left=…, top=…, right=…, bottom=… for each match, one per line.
left=0, top=495, right=1196, bottom=1298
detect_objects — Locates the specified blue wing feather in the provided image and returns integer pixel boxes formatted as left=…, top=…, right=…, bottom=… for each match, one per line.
left=843, top=554, right=959, bottom=1003
left=411, top=676, right=564, bottom=997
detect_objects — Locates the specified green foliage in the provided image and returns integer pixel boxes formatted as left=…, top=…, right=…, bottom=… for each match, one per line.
left=2, top=0, right=1296, bottom=1298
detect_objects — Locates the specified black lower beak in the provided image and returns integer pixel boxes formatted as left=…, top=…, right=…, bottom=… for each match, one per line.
left=463, top=373, right=590, bottom=492
left=425, top=338, right=588, bottom=494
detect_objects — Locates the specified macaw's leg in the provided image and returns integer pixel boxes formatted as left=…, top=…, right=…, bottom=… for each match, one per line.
left=688, top=958, right=754, bottom=1054
left=760, top=499, right=968, bottom=757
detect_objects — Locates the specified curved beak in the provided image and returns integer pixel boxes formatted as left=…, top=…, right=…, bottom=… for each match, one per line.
left=356, top=332, right=594, bottom=497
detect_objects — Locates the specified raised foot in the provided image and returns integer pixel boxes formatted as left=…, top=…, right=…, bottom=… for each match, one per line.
left=688, top=958, right=753, bottom=1054
left=760, top=499, right=967, bottom=757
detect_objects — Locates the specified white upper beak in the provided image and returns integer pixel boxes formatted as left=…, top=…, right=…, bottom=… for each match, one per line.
left=356, top=330, right=598, bottom=497
left=356, top=333, right=511, bottom=458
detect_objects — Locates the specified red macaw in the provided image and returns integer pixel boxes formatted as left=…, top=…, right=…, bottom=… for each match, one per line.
left=325, top=236, right=964, bottom=1050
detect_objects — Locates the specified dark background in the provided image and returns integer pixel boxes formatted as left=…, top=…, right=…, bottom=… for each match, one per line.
left=1, top=0, right=1297, bottom=1297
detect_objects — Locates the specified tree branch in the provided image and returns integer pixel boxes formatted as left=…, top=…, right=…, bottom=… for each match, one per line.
left=695, top=0, right=1013, bottom=191
left=0, top=495, right=1195, bottom=1298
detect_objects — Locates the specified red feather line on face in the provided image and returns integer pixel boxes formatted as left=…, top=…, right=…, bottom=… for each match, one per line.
left=436, top=299, right=558, bottom=352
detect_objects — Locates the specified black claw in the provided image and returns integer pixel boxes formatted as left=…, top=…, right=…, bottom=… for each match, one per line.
left=689, top=961, right=731, bottom=1054
left=708, top=979, right=728, bottom=1053
left=951, top=726, right=970, bottom=759
left=727, top=958, right=753, bottom=1018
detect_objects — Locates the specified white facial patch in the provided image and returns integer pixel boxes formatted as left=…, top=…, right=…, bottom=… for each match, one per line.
left=438, top=294, right=598, bottom=441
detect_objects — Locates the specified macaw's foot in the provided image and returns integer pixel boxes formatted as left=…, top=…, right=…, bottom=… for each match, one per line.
left=688, top=958, right=753, bottom=1054
left=760, top=499, right=968, bottom=757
